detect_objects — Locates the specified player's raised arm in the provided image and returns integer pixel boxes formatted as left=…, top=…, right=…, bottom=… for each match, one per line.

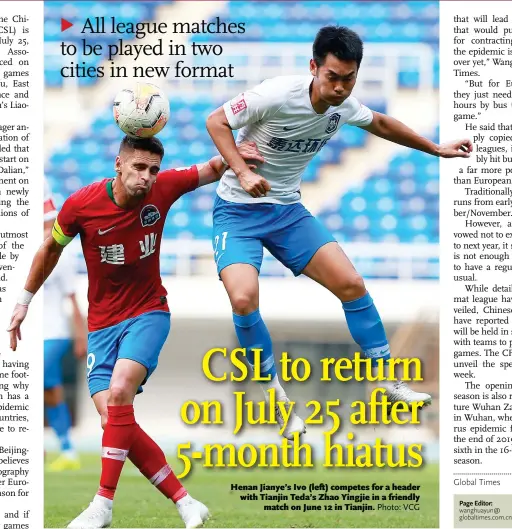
left=196, top=141, right=265, bottom=187
left=206, top=81, right=284, bottom=198
left=359, top=110, right=473, bottom=158
left=206, top=108, right=270, bottom=198
left=7, top=235, right=65, bottom=351
left=8, top=191, right=80, bottom=351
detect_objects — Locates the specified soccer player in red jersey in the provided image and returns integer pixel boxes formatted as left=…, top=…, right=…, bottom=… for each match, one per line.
left=8, top=136, right=263, bottom=529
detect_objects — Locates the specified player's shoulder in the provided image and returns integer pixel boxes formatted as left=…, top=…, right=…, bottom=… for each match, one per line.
left=156, top=165, right=198, bottom=185
left=62, top=179, right=109, bottom=211
left=153, top=165, right=198, bottom=196
left=340, top=94, right=364, bottom=112
left=257, top=75, right=308, bottom=96
left=334, top=95, right=374, bottom=126
left=243, top=75, right=308, bottom=113
left=158, top=165, right=196, bottom=177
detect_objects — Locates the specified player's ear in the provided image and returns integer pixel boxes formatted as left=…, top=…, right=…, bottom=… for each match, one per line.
left=114, top=155, right=122, bottom=175
left=309, top=58, right=318, bottom=77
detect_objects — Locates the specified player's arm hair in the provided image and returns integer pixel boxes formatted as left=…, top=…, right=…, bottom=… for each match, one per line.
left=196, top=155, right=228, bottom=187
left=23, top=236, right=64, bottom=296
left=206, top=107, right=252, bottom=179
left=359, top=111, right=439, bottom=156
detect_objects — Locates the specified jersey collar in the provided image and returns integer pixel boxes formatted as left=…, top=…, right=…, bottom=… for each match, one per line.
left=106, top=179, right=118, bottom=206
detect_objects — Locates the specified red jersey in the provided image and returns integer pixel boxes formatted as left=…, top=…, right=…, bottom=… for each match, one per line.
left=52, top=167, right=198, bottom=331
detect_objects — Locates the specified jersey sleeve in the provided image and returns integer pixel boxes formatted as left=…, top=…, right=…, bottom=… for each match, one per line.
left=345, top=96, right=374, bottom=127
left=222, top=78, right=286, bottom=130
left=156, top=165, right=199, bottom=204
left=52, top=195, right=80, bottom=247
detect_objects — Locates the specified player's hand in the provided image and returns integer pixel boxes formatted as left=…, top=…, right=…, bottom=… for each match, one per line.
left=7, top=304, right=28, bottom=351
left=238, top=169, right=271, bottom=198
left=437, top=139, right=473, bottom=158
left=237, top=141, right=265, bottom=170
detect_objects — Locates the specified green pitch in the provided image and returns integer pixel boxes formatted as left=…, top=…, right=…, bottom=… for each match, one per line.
left=45, top=455, right=438, bottom=528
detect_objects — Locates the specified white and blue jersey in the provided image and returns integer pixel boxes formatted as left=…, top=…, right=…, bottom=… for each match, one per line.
left=218, top=74, right=373, bottom=205
left=213, top=75, right=373, bottom=276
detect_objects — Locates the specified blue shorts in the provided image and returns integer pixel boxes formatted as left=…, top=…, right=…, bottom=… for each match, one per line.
left=86, top=310, right=170, bottom=397
left=44, top=339, right=72, bottom=390
left=212, top=195, right=335, bottom=276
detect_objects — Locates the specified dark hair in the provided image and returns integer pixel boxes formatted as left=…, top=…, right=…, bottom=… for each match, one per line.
left=313, top=25, right=363, bottom=68
left=119, top=135, right=164, bottom=158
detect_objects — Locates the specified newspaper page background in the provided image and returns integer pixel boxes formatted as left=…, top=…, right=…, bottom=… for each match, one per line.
left=441, top=1, right=512, bottom=527
left=44, top=2, right=439, bottom=527
left=1, top=0, right=512, bottom=528
left=0, top=1, right=43, bottom=529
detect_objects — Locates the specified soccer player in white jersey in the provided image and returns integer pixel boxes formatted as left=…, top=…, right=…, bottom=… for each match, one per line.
left=206, top=25, right=472, bottom=438
left=43, top=178, right=87, bottom=470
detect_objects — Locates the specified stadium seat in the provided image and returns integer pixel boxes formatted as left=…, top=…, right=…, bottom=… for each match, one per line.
left=46, top=1, right=439, bottom=279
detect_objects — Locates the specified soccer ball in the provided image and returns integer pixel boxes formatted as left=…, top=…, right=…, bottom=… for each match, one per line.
left=113, top=83, right=170, bottom=138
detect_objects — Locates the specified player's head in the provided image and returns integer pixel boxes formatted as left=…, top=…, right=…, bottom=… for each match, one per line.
left=310, top=25, right=363, bottom=106
left=115, top=136, right=164, bottom=197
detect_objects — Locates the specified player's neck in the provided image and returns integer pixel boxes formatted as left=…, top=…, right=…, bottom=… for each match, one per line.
left=309, top=80, right=330, bottom=114
left=112, top=178, right=143, bottom=209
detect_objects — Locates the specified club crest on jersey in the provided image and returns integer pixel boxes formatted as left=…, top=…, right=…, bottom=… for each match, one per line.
left=325, top=113, right=341, bottom=134
left=140, top=205, right=161, bottom=227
